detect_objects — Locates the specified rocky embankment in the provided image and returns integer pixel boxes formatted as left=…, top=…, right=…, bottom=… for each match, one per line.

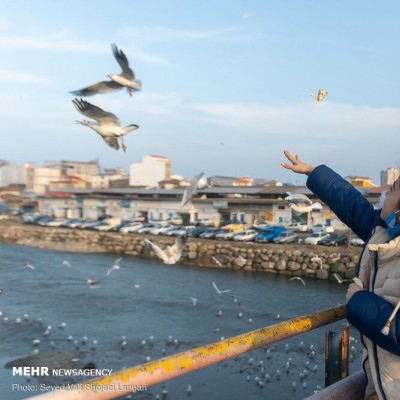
left=0, top=221, right=361, bottom=281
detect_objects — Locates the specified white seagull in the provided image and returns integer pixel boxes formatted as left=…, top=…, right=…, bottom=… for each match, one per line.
left=179, top=172, right=204, bottom=208
left=70, top=44, right=142, bottom=97
left=86, top=279, right=99, bottom=287
left=72, top=98, right=139, bottom=152
left=212, top=281, right=232, bottom=294
left=289, top=277, right=306, bottom=286
left=189, top=297, right=198, bottom=306
left=62, top=260, right=71, bottom=267
left=284, top=193, right=322, bottom=213
left=332, top=273, right=352, bottom=284
left=106, top=257, right=122, bottom=276
left=144, top=235, right=188, bottom=264
left=212, top=256, right=223, bottom=267
left=22, top=262, right=35, bottom=270
left=311, top=256, right=323, bottom=269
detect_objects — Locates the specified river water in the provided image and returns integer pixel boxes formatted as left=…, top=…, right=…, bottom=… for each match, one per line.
left=0, top=243, right=363, bottom=399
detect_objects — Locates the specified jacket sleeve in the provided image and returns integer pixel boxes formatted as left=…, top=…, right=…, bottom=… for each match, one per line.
left=346, top=290, right=400, bottom=356
left=306, top=165, right=379, bottom=241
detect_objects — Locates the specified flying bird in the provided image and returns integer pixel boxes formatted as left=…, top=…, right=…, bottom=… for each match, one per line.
left=212, top=281, right=232, bottom=294
left=313, top=89, right=328, bottom=103
left=22, top=262, right=35, bottom=270
left=70, top=44, right=142, bottom=97
left=332, top=273, right=352, bottom=284
left=189, top=297, right=198, bottom=306
left=106, top=258, right=122, bottom=276
left=144, top=235, right=187, bottom=264
left=180, top=173, right=204, bottom=208
left=86, top=279, right=99, bottom=287
left=288, top=277, right=306, bottom=286
left=284, top=192, right=322, bottom=213
left=72, top=98, right=139, bottom=152
left=62, top=260, right=71, bottom=267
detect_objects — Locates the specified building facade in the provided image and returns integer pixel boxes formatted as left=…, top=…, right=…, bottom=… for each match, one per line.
left=380, top=167, right=400, bottom=186
left=0, top=161, right=24, bottom=188
left=129, top=155, right=172, bottom=188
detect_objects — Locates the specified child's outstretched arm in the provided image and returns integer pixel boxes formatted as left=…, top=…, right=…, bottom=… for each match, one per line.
left=281, top=150, right=380, bottom=241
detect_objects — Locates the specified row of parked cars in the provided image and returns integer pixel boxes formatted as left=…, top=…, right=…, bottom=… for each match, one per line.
left=22, top=214, right=365, bottom=247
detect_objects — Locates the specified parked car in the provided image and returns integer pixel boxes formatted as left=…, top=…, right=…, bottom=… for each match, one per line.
left=199, top=228, right=224, bottom=239
left=286, top=222, right=309, bottom=232
left=350, top=235, right=365, bottom=247
left=311, top=224, right=334, bottom=234
left=272, top=231, right=298, bottom=244
left=119, top=222, right=143, bottom=233
left=215, top=229, right=243, bottom=240
left=45, top=218, right=69, bottom=227
left=320, top=233, right=348, bottom=246
left=255, top=226, right=286, bottom=243
left=188, top=226, right=209, bottom=237
left=303, top=232, right=329, bottom=245
left=150, top=224, right=174, bottom=235
left=232, top=229, right=259, bottom=242
left=194, top=218, right=216, bottom=227
left=136, top=223, right=156, bottom=234
left=166, top=225, right=195, bottom=236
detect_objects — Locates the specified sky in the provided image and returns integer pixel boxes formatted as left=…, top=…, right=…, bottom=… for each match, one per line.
left=1, top=0, right=400, bottom=185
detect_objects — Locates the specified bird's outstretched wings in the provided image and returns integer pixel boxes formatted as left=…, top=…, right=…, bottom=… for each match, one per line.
left=72, top=98, right=119, bottom=125
left=111, top=44, right=134, bottom=80
left=70, top=81, right=123, bottom=97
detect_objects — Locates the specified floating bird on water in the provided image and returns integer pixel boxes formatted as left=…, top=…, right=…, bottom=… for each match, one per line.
left=189, top=297, right=198, bottom=306
left=86, top=279, right=99, bottom=288
left=70, top=44, right=142, bottom=97
left=106, top=257, right=122, bottom=276
left=288, top=277, right=306, bottom=286
left=144, top=234, right=187, bottom=264
left=179, top=172, right=205, bottom=208
left=72, top=98, right=139, bottom=152
left=284, top=192, right=322, bottom=213
left=212, top=281, right=232, bottom=294
left=62, top=260, right=71, bottom=267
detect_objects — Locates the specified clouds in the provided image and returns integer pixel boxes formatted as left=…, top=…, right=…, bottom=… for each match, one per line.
left=0, top=69, right=48, bottom=85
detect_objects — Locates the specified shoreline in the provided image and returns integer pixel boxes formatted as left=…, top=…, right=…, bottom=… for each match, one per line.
left=0, top=220, right=361, bottom=280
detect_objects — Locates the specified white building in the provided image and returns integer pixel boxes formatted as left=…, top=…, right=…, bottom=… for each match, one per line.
left=381, top=167, right=400, bottom=186
left=0, top=161, right=24, bottom=187
left=24, top=164, right=61, bottom=194
left=129, top=155, right=171, bottom=188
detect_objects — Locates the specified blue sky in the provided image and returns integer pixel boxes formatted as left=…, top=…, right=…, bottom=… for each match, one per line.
left=1, top=0, right=399, bottom=184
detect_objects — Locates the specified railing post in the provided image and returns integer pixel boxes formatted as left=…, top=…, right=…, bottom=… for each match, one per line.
left=325, top=326, right=349, bottom=387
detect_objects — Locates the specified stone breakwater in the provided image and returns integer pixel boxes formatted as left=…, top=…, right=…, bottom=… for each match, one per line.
left=0, top=222, right=360, bottom=281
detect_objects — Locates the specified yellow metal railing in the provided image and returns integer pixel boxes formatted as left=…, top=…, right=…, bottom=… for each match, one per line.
left=25, top=305, right=346, bottom=400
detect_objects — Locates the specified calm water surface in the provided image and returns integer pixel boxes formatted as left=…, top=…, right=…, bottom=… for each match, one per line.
left=0, top=243, right=363, bottom=399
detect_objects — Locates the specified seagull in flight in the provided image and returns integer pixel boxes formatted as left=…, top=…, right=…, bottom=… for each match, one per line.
left=288, top=277, right=306, bottom=286
left=70, top=44, right=142, bottom=97
left=144, top=235, right=188, bottom=264
left=72, top=98, right=139, bottom=152
left=179, top=172, right=204, bottom=208
left=284, top=193, right=322, bottom=213
left=332, top=273, right=352, bottom=284
left=212, top=281, right=232, bottom=294
left=106, top=258, right=122, bottom=276
left=212, top=256, right=223, bottom=267
left=62, top=260, right=71, bottom=267
left=22, top=262, right=35, bottom=270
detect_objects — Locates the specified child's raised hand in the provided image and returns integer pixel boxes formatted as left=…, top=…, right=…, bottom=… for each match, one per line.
left=281, top=150, right=315, bottom=175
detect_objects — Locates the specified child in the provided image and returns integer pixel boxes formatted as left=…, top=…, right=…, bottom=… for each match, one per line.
left=281, top=149, right=400, bottom=400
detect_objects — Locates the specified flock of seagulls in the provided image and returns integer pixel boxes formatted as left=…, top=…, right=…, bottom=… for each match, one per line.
left=71, top=44, right=141, bottom=152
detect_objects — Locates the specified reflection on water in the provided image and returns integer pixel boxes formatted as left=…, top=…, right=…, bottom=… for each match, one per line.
left=0, top=243, right=363, bottom=399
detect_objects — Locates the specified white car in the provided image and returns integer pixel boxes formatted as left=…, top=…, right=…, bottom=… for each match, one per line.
left=350, top=236, right=365, bottom=247
left=272, top=231, right=298, bottom=244
left=215, top=229, right=243, bottom=240
left=311, top=224, right=334, bottom=234
left=150, top=225, right=174, bottom=235
left=119, top=222, right=143, bottom=233
left=286, top=222, right=309, bottom=232
left=303, top=232, right=329, bottom=245
left=166, top=226, right=196, bottom=236
left=232, top=229, right=259, bottom=242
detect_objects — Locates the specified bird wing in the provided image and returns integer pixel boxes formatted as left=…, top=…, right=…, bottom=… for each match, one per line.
left=212, top=281, right=221, bottom=293
left=101, top=136, right=120, bottom=150
left=180, top=172, right=204, bottom=208
left=144, top=239, right=168, bottom=263
left=111, top=44, right=134, bottom=80
left=72, top=98, right=120, bottom=125
left=167, top=235, right=188, bottom=261
left=70, top=80, right=123, bottom=97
